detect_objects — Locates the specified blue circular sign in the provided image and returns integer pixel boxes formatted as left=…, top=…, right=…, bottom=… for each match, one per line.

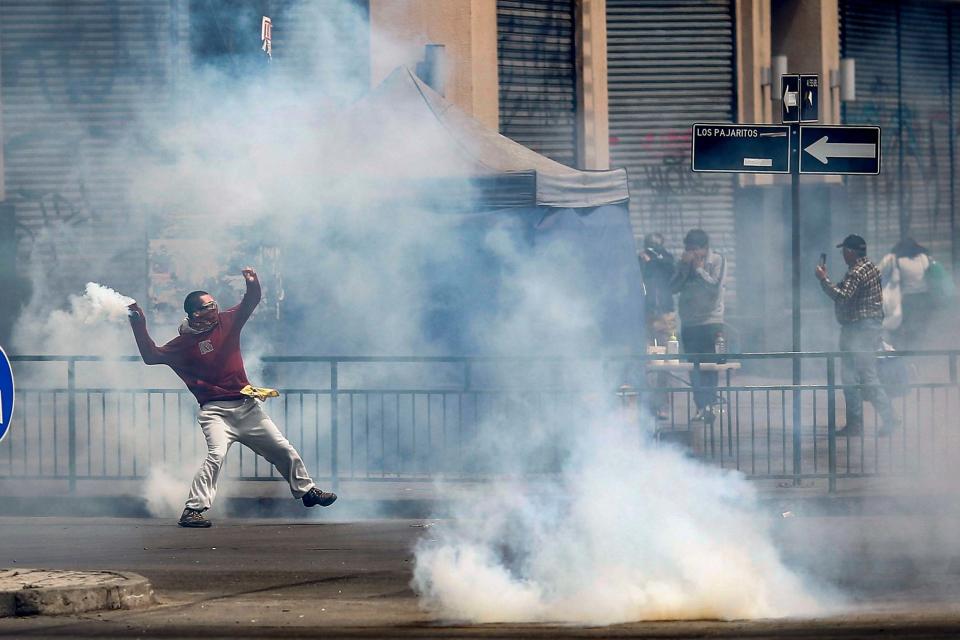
left=0, top=345, right=13, bottom=443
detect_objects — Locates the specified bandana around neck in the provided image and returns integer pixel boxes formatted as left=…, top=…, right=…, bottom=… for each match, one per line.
left=179, top=316, right=219, bottom=336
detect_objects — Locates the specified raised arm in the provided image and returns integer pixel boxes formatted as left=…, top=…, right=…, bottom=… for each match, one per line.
left=127, top=302, right=168, bottom=365
left=234, top=267, right=262, bottom=328
left=695, top=253, right=725, bottom=289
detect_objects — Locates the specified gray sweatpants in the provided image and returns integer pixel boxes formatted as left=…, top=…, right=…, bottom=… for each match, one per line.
left=185, top=398, right=315, bottom=511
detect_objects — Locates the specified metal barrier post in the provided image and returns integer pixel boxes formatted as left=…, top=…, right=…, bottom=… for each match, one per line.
left=67, top=358, right=77, bottom=494
left=792, top=353, right=802, bottom=485
left=827, top=356, right=837, bottom=493
left=330, top=361, right=339, bottom=492
left=950, top=354, right=958, bottom=385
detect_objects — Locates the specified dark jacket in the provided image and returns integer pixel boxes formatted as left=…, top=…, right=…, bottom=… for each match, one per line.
left=640, top=247, right=676, bottom=318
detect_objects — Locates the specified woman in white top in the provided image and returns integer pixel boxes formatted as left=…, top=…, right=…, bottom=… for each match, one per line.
left=878, top=238, right=932, bottom=349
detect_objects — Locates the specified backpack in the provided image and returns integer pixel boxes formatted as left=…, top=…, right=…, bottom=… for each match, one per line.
left=925, top=259, right=956, bottom=303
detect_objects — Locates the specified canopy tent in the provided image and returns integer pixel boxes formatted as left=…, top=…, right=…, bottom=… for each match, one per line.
left=335, top=67, right=630, bottom=210
left=281, top=67, right=644, bottom=356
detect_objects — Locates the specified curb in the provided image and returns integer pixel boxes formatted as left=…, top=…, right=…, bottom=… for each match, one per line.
left=0, top=569, right=155, bottom=617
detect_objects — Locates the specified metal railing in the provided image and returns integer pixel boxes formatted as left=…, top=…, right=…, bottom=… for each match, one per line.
left=1, top=351, right=958, bottom=493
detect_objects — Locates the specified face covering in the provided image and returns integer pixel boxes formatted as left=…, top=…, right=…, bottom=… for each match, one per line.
left=179, top=301, right=219, bottom=335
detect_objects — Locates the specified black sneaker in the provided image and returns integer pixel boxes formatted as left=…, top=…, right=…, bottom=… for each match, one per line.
left=836, top=423, right=863, bottom=437
left=692, top=408, right=715, bottom=423
left=302, top=487, right=337, bottom=508
left=178, top=508, right=211, bottom=528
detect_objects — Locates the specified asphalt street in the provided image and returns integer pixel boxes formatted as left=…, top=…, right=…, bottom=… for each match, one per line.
left=1, top=514, right=960, bottom=638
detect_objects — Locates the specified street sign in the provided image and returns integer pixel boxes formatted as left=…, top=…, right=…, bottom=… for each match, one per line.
left=799, top=125, right=881, bottom=175
left=781, top=74, right=800, bottom=123
left=800, top=74, right=819, bottom=122
left=691, top=123, right=791, bottom=173
left=0, top=345, right=13, bottom=443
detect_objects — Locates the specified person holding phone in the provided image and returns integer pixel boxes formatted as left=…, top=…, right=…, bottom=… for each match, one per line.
left=816, top=235, right=899, bottom=436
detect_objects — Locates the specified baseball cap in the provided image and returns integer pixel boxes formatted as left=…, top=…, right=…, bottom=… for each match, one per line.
left=836, top=234, right=867, bottom=251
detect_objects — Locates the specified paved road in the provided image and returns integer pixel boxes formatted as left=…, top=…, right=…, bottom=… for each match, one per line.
left=1, top=515, right=960, bottom=638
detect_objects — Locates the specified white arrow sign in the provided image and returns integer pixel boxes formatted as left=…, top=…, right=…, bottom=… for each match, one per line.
left=803, top=135, right=877, bottom=164
left=783, top=84, right=798, bottom=107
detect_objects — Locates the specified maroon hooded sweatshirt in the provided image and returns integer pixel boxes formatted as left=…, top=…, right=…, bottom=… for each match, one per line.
left=130, top=278, right=260, bottom=406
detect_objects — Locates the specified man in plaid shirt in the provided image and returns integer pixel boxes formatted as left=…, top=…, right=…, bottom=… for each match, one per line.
left=816, top=234, right=898, bottom=436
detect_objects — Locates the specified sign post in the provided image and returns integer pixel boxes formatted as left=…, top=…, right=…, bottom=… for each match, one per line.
left=0, top=346, right=14, bottom=444
left=781, top=74, right=800, bottom=124
left=691, top=124, right=791, bottom=173
left=799, top=125, right=881, bottom=174
left=689, top=74, right=881, bottom=484
left=800, top=74, right=819, bottom=123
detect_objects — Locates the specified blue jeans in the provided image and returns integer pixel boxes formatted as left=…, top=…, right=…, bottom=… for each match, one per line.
left=681, top=323, right=723, bottom=411
left=839, top=318, right=894, bottom=427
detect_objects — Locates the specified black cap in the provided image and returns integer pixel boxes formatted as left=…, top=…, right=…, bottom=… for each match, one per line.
left=836, top=234, right=867, bottom=252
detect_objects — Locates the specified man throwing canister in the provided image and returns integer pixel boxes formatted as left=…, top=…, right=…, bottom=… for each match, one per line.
left=127, top=267, right=336, bottom=528
left=816, top=235, right=900, bottom=437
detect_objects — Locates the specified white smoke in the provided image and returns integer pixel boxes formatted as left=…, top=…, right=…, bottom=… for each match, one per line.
left=412, top=416, right=830, bottom=624
left=13, top=282, right=136, bottom=358
left=144, top=465, right=194, bottom=518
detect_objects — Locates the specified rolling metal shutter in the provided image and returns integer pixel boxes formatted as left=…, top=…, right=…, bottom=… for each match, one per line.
left=606, top=0, right=737, bottom=300
left=1, top=0, right=188, bottom=302
left=841, top=0, right=956, bottom=265
left=497, top=0, right=578, bottom=168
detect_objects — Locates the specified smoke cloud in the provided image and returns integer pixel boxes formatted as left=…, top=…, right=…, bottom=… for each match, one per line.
left=13, top=282, right=134, bottom=358
left=412, top=412, right=829, bottom=624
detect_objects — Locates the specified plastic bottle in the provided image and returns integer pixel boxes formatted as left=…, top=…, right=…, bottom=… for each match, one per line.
left=667, top=333, right=679, bottom=364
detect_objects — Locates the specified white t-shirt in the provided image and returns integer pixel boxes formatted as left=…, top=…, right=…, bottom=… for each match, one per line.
left=879, top=252, right=930, bottom=295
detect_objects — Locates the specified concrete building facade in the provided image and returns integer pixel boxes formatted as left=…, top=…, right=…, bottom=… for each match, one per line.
left=2, top=0, right=959, bottom=350
left=370, top=0, right=960, bottom=350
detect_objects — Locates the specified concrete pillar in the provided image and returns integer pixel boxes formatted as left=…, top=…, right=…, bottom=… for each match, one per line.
left=737, top=0, right=773, bottom=187
left=771, top=0, right=840, bottom=125
left=368, top=0, right=499, bottom=130
left=576, top=0, right=610, bottom=170
left=737, top=0, right=773, bottom=126
left=771, top=0, right=841, bottom=182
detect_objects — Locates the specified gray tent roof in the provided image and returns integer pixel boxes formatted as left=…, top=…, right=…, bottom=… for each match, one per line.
left=343, top=67, right=629, bottom=209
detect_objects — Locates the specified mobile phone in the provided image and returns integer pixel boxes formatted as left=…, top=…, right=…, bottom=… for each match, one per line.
left=819, top=253, right=827, bottom=267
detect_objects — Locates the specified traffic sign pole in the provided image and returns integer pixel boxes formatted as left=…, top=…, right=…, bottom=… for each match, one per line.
left=790, top=122, right=802, bottom=483
left=688, top=82, right=878, bottom=479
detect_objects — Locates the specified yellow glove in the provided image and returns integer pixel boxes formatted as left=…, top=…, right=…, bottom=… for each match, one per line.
left=240, top=385, right=280, bottom=401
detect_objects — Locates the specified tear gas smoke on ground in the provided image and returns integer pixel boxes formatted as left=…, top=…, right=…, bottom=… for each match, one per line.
left=144, top=465, right=195, bottom=518
left=411, top=410, right=833, bottom=624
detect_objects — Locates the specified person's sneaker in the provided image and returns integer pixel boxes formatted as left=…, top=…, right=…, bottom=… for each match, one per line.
left=178, top=508, right=211, bottom=528
left=836, top=423, right=863, bottom=437
left=878, top=416, right=901, bottom=437
left=691, top=408, right=715, bottom=423
left=302, top=487, right=337, bottom=508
